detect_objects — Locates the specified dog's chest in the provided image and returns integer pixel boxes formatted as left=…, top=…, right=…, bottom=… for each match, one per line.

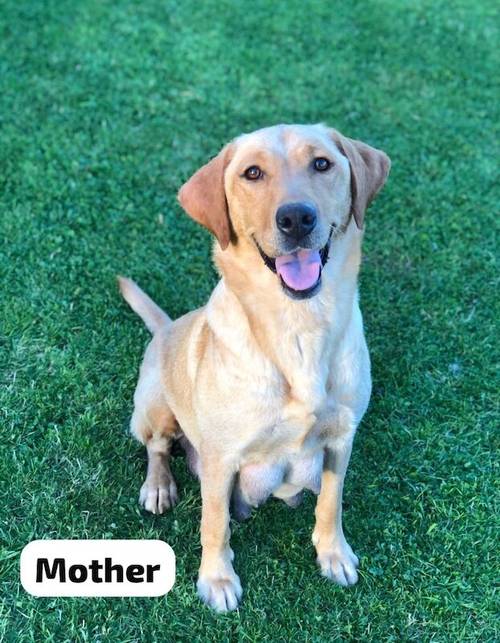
left=206, top=282, right=339, bottom=450
left=235, top=323, right=337, bottom=505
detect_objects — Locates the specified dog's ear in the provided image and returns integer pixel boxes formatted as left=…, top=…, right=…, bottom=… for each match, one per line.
left=178, top=144, right=233, bottom=250
left=329, top=129, right=391, bottom=229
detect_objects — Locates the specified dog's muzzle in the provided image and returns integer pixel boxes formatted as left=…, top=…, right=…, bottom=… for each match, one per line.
left=254, top=229, right=333, bottom=300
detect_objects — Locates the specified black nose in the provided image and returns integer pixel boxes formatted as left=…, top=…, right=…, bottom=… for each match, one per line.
left=276, top=202, right=317, bottom=240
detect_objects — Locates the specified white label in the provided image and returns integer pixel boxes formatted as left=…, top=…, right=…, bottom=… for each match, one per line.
left=20, top=540, right=175, bottom=597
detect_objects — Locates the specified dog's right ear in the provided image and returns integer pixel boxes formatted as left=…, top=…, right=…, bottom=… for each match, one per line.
left=177, top=144, right=233, bottom=250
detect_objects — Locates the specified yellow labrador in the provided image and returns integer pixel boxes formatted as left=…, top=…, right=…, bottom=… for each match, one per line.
left=119, top=123, right=390, bottom=611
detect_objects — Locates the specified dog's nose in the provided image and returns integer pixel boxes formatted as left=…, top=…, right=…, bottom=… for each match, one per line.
left=276, top=202, right=317, bottom=240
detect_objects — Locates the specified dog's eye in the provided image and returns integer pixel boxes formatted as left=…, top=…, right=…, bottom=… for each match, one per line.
left=313, top=157, right=332, bottom=172
left=243, top=165, right=263, bottom=181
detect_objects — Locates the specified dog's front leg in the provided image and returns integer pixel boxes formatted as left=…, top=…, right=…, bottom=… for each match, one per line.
left=312, top=438, right=359, bottom=586
left=197, top=453, right=242, bottom=612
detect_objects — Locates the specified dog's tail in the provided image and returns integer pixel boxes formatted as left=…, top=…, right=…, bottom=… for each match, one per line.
left=118, top=276, right=171, bottom=334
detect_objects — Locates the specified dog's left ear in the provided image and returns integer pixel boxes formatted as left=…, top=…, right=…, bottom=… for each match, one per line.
left=329, top=129, right=391, bottom=229
left=178, top=144, right=234, bottom=250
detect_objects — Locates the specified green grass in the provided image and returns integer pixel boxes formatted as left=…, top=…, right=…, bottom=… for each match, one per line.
left=1, top=0, right=498, bottom=640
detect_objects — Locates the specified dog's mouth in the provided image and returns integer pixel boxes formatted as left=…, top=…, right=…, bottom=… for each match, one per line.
left=254, top=231, right=332, bottom=300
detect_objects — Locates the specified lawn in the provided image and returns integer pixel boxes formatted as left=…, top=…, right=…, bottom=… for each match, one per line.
left=0, top=0, right=498, bottom=640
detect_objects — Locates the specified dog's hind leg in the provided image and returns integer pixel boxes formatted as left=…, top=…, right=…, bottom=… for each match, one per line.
left=131, top=401, right=178, bottom=514
left=130, top=362, right=178, bottom=514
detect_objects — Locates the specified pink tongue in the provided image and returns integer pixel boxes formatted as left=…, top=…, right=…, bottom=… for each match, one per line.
left=275, top=249, right=321, bottom=291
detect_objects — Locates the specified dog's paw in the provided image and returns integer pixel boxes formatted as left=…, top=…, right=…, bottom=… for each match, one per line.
left=316, top=541, right=359, bottom=587
left=197, top=572, right=242, bottom=612
left=139, top=478, right=178, bottom=514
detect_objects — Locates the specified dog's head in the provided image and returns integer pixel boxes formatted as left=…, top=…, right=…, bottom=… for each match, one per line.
left=178, top=124, right=390, bottom=300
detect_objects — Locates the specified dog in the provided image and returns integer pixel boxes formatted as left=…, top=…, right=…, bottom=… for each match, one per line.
left=119, top=123, right=390, bottom=611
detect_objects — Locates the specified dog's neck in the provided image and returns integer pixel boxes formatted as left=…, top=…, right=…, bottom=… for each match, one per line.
left=208, top=222, right=363, bottom=406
